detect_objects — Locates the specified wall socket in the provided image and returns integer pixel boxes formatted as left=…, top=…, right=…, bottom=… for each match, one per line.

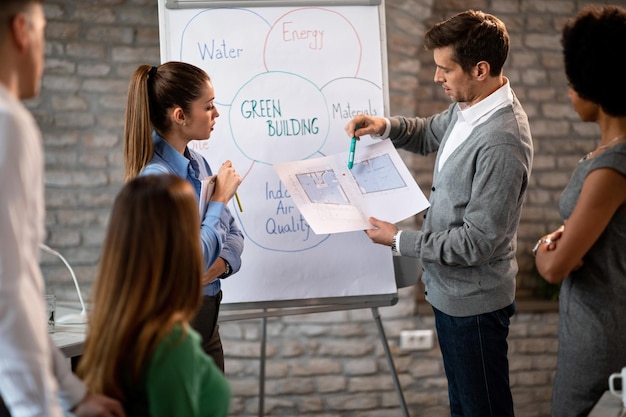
left=400, top=329, right=435, bottom=351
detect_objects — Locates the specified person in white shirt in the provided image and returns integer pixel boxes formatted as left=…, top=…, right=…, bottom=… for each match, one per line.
left=0, top=2, right=125, bottom=416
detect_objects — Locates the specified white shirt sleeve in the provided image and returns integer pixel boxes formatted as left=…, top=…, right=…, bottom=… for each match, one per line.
left=0, top=87, right=85, bottom=416
left=52, top=344, right=87, bottom=410
left=371, top=117, right=391, bottom=140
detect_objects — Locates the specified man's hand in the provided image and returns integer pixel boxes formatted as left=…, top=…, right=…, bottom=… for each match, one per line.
left=365, top=217, right=398, bottom=246
left=72, top=393, right=125, bottom=417
left=344, top=115, right=386, bottom=139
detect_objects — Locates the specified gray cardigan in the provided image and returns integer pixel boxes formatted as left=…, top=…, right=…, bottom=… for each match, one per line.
left=390, top=94, right=533, bottom=317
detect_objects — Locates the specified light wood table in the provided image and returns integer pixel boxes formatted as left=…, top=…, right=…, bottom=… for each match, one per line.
left=589, top=391, right=626, bottom=417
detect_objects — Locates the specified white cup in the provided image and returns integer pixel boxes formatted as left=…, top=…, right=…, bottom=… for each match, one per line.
left=609, top=367, right=626, bottom=408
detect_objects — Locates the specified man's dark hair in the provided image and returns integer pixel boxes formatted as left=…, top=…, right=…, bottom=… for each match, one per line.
left=424, top=10, right=509, bottom=76
left=562, top=5, right=626, bottom=116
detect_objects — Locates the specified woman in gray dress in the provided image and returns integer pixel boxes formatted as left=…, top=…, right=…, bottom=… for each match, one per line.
left=533, top=5, right=626, bottom=417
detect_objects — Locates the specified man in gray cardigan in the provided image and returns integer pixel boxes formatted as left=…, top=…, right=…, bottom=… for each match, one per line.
left=345, top=10, right=532, bottom=417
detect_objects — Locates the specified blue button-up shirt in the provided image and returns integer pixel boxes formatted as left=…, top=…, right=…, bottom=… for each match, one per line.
left=140, top=132, right=244, bottom=296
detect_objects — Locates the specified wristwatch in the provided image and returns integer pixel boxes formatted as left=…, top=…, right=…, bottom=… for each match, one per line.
left=218, top=259, right=231, bottom=278
left=391, top=231, right=400, bottom=255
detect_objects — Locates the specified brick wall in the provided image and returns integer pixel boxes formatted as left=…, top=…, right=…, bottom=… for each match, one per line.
left=34, top=0, right=625, bottom=415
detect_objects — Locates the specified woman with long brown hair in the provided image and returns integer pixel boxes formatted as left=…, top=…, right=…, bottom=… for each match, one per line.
left=77, top=175, right=231, bottom=416
left=123, top=61, right=244, bottom=371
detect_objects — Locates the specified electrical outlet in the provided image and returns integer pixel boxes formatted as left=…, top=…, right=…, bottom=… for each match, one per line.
left=400, top=329, right=434, bottom=351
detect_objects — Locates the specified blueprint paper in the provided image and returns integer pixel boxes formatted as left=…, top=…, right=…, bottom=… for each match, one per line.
left=274, top=139, right=430, bottom=234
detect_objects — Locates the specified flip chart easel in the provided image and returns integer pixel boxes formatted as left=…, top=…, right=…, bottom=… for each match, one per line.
left=219, top=256, right=418, bottom=417
left=158, top=1, right=410, bottom=415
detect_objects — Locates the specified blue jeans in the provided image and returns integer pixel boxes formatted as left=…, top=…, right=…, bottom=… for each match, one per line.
left=433, top=303, right=515, bottom=417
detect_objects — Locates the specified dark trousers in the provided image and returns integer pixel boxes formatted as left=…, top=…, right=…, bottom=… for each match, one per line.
left=433, top=302, right=516, bottom=417
left=190, top=291, right=224, bottom=372
left=0, top=396, right=9, bottom=417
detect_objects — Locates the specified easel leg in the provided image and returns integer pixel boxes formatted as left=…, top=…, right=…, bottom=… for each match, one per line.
left=371, top=307, right=410, bottom=417
left=258, top=314, right=267, bottom=417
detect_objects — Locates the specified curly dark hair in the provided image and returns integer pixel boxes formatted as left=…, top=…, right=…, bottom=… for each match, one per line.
left=424, top=10, right=509, bottom=76
left=562, top=5, right=626, bottom=116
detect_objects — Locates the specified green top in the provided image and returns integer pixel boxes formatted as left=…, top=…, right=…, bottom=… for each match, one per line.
left=123, top=324, right=231, bottom=417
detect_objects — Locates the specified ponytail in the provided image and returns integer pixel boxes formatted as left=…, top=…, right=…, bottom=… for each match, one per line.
left=123, top=65, right=154, bottom=181
left=123, top=62, right=210, bottom=181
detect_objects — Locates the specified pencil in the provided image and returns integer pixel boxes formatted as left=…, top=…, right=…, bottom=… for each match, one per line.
left=235, top=192, right=243, bottom=212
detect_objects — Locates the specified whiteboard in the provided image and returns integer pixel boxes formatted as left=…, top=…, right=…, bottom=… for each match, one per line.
left=158, top=0, right=396, bottom=308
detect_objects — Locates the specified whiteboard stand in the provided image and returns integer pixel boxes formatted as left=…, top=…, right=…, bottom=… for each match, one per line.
left=259, top=312, right=267, bottom=417
left=371, top=305, right=410, bottom=417
left=221, top=255, right=420, bottom=417
left=223, top=301, right=408, bottom=417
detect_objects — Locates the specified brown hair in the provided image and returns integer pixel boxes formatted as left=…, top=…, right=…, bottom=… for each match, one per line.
left=77, top=174, right=203, bottom=400
left=0, top=0, right=43, bottom=41
left=424, top=10, right=509, bottom=76
left=123, top=61, right=211, bottom=181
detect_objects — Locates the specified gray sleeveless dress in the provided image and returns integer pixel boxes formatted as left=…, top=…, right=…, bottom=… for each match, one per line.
left=551, top=142, right=626, bottom=417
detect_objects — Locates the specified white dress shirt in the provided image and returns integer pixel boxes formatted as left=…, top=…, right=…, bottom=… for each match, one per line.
left=0, top=85, right=85, bottom=416
left=437, top=79, right=514, bottom=171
